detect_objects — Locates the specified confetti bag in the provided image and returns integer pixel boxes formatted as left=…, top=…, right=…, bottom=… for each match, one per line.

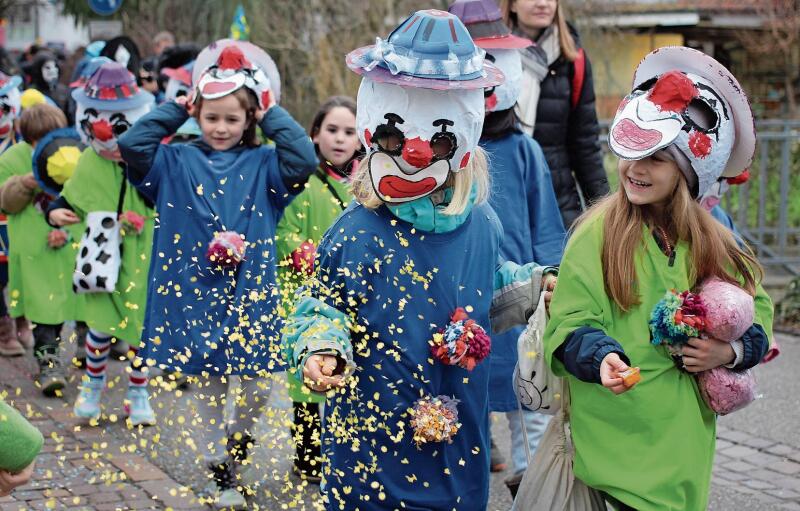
left=72, top=171, right=126, bottom=293
left=513, top=291, right=562, bottom=415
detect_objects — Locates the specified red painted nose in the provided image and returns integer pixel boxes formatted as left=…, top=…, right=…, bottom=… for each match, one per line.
left=402, top=137, right=433, bottom=168
left=92, top=119, right=114, bottom=142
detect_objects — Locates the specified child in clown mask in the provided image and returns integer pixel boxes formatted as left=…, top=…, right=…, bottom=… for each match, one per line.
left=282, top=10, right=553, bottom=511
left=450, top=0, right=566, bottom=495
left=47, top=62, right=157, bottom=426
left=117, top=40, right=317, bottom=510
left=535, top=47, right=773, bottom=510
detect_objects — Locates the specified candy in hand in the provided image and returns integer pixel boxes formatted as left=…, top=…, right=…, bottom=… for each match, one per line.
left=619, top=367, right=641, bottom=387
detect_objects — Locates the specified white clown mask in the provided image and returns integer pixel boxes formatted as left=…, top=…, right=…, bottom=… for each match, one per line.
left=195, top=46, right=274, bottom=111
left=609, top=70, right=735, bottom=197
left=41, top=60, right=59, bottom=85
left=75, top=102, right=150, bottom=161
left=0, top=87, right=20, bottom=138
left=357, top=78, right=484, bottom=204
left=484, top=49, right=522, bottom=112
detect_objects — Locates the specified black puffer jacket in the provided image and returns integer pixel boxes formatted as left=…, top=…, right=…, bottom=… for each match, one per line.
left=531, top=31, right=609, bottom=228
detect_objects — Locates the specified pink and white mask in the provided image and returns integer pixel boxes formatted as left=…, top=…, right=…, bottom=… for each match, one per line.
left=484, top=49, right=522, bottom=112
left=357, top=78, right=484, bottom=203
left=195, top=46, right=273, bottom=110
left=609, top=70, right=734, bottom=197
left=0, top=87, right=20, bottom=138
left=76, top=102, right=150, bottom=161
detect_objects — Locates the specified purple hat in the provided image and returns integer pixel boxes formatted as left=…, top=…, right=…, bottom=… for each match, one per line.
left=71, top=62, right=154, bottom=111
left=69, top=56, right=113, bottom=88
left=449, top=0, right=532, bottom=50
left=346, top=9, right=504, bottom=90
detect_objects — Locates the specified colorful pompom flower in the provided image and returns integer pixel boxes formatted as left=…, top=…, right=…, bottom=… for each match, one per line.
left=119, top=210, right=146, bottom=236
left=649, top=289, right=707, bottom=347
left=429, top=307, right=491, bottom=371
left=410, top=395, right=461, bottom=447
left=207, top=231, right=246, bottom=268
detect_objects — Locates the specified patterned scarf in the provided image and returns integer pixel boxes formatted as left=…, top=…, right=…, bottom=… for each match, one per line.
left=515, top=24, right=561, bottom=136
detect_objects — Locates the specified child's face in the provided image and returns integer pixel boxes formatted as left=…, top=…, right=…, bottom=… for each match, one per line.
left=618, top=153, right=681, bottom=210
left=198, top=94, right=249, bottom=151
left=313, top=106, right=360, bottom=168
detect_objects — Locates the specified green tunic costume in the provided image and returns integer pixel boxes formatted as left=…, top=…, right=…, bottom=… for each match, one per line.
left=0, top=142, right=84, bottom=325
left=544, top=212, right=773, bottom=511
left=60, top=149, right=154, bottom=345
left=276, top=170, right=350, bottom=403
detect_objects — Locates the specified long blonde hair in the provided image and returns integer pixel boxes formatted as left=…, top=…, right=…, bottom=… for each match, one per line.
left=575, top=176, right=762, bottom=312
left=498, top=0, right=579, bottom=62
left=351, top=148, right=490, bottom=215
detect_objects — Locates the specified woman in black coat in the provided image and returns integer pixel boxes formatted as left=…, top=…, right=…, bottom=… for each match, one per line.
left=500, top=0, right=609, bottom=228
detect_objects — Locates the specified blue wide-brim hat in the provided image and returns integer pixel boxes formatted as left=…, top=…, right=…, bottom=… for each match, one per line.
left=32, top=127, right=86, bottom=196
left=0, top=73, right=22, bottom=97
left=71, top=62, right=154, bottom=111
left=346, top=9, right=504, bottom=90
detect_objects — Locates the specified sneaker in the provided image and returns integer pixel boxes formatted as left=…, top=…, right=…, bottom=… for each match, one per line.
left=0, top=316, right=24, bottom=356
left=209, top=462, right=247, bottom=510
left=15, top=317, right=33, bottom=350
left=124, top=387, right=156, bottom=426
left=74, top=376, right=105, bottom=421
left=504, top=470, right=524, bottom=499
left=490, top=438, right=507, bottom=472
left=37, top=355, right=67, bottom=397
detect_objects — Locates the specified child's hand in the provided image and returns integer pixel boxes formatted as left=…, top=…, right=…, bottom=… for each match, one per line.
left=175, top=93, right=195, bottom=116
left=303, top=354, right=346, bottom=392
left=600, top=353, right=637, bottom=394
left=47, top=229, right=68, bottom=248
left=254, top=107, right=267, bottom=123
left=682, top=336, right=735, bottom=373
left=543, top=274, right=557, bottom=314
left=21, top=173, right=38, bottom=190
left=48, top=208, right=80, bottom=226
left=0, top=461, right=34, bottom=496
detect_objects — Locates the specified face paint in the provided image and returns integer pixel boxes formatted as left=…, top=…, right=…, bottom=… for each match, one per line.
left=0, top=87, right=20, bottom=138
left=357, top=78, right=484, bottom=203
left=114, top=45, right=131, bottom=67
left=483, top=49, right=522, bottom=112
left=41, top=60, right=59, bottom=84
left=164, top=78, right=191, bottom=103
left=75, top=102, right=150, bottom=161
left=608, top=70, right=734, bottom=197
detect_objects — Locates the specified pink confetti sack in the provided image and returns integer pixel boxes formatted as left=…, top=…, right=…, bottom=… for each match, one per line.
left=696, top=278, right=757, bottom=415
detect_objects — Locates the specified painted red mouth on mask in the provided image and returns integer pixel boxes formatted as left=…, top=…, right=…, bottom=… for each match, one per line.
left=485, top=94, right=498, bottom=111
left=378, top=175, right=437, bottom=199
left=612, top=118, right=662, bottom=151
left=0, top=125, right=10, bottom=136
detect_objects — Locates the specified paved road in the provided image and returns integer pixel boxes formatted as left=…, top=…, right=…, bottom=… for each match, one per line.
left=0, top=330, right=798, bottom=510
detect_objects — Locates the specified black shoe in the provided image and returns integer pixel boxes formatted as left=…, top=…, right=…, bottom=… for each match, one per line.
left=490, top=438, right=507, bottom=472
left=504, top=470, right=524, bottom=499
left=37, top=354, right=66, bottom=397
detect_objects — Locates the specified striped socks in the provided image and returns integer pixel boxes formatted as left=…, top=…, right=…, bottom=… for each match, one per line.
left=85, top=329, right=148, bottom=388
left=126, top=344, right=148, bottom=388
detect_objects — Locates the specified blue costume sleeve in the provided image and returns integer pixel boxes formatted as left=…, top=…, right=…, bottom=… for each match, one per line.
left=553, top=326, right=629, bottom=383
left=525, top=137, right=566, bottom=266
left=118, top=101, right=189, bottom=187
left=257, top=105, right=318, bottom=193
left=738, top=323, right=769, bottom=370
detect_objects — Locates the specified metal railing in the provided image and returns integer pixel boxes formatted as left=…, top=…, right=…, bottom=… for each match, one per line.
left=598, top=120, right=800, bottom=275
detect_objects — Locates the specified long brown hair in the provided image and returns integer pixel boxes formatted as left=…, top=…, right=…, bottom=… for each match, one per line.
left=498, top=0, right=579, bottom=62
left=575, top=174, right=762, bottom=312
left=193, top=87, right=260, bottom=148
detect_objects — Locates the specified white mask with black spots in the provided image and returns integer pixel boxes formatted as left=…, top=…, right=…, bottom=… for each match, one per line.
left=484, top=49, right=522, bottom=112
left=357, top=78, right=484, bottom=204
left=609, top=70, right=734, bottom=197
left=75, top=103, right=150, bottom=161
left=41, top=60, right=59, bottom=85
left=0, top=87, right=20, bottom=138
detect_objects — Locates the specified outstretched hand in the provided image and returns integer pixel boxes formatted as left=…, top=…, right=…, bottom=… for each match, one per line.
left=303, top=354, right=346, bottom=392
left=48, top=208, right=80, bottom=227
left=0, top=461, right=34, bottom=497
left=600, top=353, right=637, bottom=394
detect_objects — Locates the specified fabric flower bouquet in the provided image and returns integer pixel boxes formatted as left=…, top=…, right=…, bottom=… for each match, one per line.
left=650, top=278, right=757, bottom=415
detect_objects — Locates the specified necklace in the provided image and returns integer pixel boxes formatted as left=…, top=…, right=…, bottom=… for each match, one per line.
left=655, top=225, right=677, bottom=267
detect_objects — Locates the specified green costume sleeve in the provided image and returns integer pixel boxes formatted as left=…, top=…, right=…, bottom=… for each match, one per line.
left=276, top=193, right=307, bottom=261
left=0, top=143, right=32, bottom=185
left=0, top=399, right=43, bottom=473
left=543, top=215, right=610, bottom=377
left=754, top=281, right=774, bottom=345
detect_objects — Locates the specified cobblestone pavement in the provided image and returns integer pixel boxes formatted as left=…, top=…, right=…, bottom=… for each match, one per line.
left=0, top=330, right=797, bottom=510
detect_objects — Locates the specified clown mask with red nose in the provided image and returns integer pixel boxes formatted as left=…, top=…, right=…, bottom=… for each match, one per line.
left=0, top=87, right=20, bottom=139
left=357, top=78, right=484, bottom=203
left=76, top=102, right=150, bottom=161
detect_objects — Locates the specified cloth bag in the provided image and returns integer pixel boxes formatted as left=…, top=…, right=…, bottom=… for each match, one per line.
left=72, top=166, right=127, bottom=293
left=514, top=290, right=562, bottom=415
left=511, top=384, right=607, bottom=511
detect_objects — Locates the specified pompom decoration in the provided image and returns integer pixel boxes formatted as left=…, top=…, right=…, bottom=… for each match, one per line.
left=119, top=211, right=145, bottom=236
left=410, top=395, right=461, bottom=447
left=649, top=289, right=707, bottom=347
left=206, top=231, right=246, bottom=268
left=697, top=278, right=754, bottom=342
left=697, top=367, right=756, bottom=416
left=429, top=307, right=491, bottom=371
